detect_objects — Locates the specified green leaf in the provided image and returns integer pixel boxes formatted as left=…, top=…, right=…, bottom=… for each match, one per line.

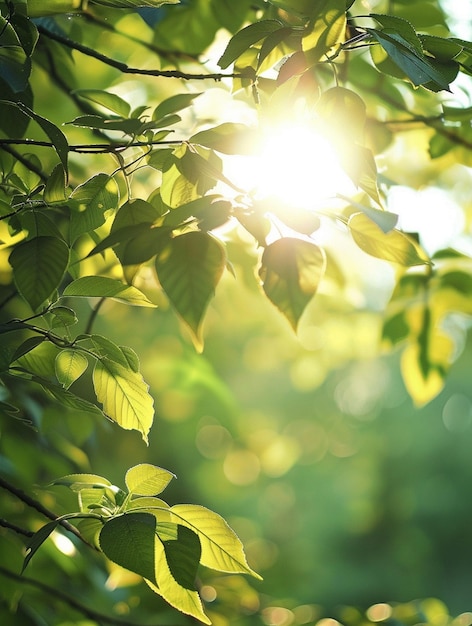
left=63, top=276, right=156, bottom=307
left=125, top=497, right=171, bottom=519
left=10, top=336, right=45, bottom=363
left=0, top=46, right=30, bottom=92
left=69, top=174, right=120, bottom=243
left=73, top=89, right=131, bottom=117
left=190, top=123, right=257, bottom=155
left=22, top=520, right=59, bottom=573
left=155, top=231, right=226, bottom=350
left=218, top=20, right=283, bottom=68
left=157, top=523, right=201, bottom=589
left=92, top=358, right=154, bottom=443
left=125, top=464, right=175, bottom=496
left=9, top=236, right=69, bottom=310
left=30, top=374, right=104, bottom=418
left=146, top=541, right=211, bottom=625
left=99, top=512, right=157, bottom=582
left=112, top=198, right=159, bottom=231
left=44, top=164, right=67, bottom=204
left=49, top=306, right=78, bottom=328
left=259, top=238, right=325, bottom=331
left=55, top=349, right=88, bottom=390
left=51, top=473, right=112, bottom=491
left=368, top=28, right=451, bottom=90
left=153, top=92, right=202, bottom=122
left=348, top=212, right=430, bottom=266
left=18, top=210, right=64, bottom=240
left=370, top=14, right=423, bottom=53
left=170, top=505, right=261, bottom=579
left=90, top=335, right=130, bottom=367
left=9, top=101, right=69, bottom=177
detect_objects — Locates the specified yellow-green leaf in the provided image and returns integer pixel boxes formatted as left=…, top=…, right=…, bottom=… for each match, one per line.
left=55, top=349, right=88, bottom=390
left=125, top=464, right=175, bottom=496
left=92, top=358, right=154, bottom=443
left=63, top=276, right=156, bottom=307
left=170, top=504, right=262, bottom=579
left=348, top=212, right=429, bottom=266
left=146, top=538, right=211, bottom=625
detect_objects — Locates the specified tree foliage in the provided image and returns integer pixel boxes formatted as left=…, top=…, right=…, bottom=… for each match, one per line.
left=1, top=0, right=472, bottom=623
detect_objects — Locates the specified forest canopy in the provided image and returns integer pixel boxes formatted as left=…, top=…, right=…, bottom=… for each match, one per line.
left=1, top=0, right=472, bottom=625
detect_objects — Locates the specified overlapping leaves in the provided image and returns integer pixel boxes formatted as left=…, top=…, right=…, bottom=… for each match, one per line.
left=22, top=464, right=261, bottom=624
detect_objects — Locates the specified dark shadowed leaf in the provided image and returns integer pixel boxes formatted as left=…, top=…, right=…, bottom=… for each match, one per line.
left=99, top=513, right=157, bottom=582
left=22, top=520, right=59, bottom=573
left=9, top=236, right=69, bottom=311
left=259, top=238, right=325, bottom=331
left=155, top=231, right=226, bottom=349
left=157, top=523, right=201, bottom=589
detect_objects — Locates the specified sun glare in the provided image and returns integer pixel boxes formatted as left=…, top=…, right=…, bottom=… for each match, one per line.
left=227, top=123, right=355, bottom=211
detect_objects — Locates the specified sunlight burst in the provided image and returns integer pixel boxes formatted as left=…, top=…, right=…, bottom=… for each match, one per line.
left=227, top=123, right=355, bottom=211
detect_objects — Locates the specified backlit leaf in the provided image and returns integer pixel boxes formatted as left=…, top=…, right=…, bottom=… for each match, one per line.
left=92, top=358, right=154, bottom=443
left=9, top=236, right=69, bottom=310
left=44, top=164, right=67, bottom=204
left=63, top=276, right=156, bottom=307
left=125, top=464, right=175, bottom=496
left=259, top=238, right=325, bottom=331
left=69, top=174, right=119, bottom=243
left=55, top=349, right=89, bottom=389
left=99, top=513, right=157, bottom=582
left=348, top=212, right=429, bottom=266
left=51, top=473, right=113, bottom=490
left=155, top=231, right=226, bottom=350
left=191, top=123, right=257, bottom=155
left=153, top=92, right=202, bottom=122
left=170, top=504, right=262, bottom=579
left=74, top=89, right=131, bottom=117
left=146, top=539, right=211, bottom=624
left=218, top=20, right=282, bottom=68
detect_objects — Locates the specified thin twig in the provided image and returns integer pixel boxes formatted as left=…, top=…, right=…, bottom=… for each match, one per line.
left=37, top=24, right=244, bottom=81
left=0, top=138, right=182, bottom=153
left=0, top=475, right=96, bottom=550
left=0, top=144, right=48, bottom=183
left=0, top=518, right=34, bottom=537
left=82, top=10, right=199, bottom=63
left=0, top=566, right=154, bottom=626
left=85, top=297, right=106, bottom=335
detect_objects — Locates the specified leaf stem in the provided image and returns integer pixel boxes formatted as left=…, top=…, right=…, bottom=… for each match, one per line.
left=85, top=297, right=105, bottom=335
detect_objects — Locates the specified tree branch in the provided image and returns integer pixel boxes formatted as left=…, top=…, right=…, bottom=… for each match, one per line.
left=0, top=566, right=158, bottom=626
left=0, top=475, right=97, bottom=550
left=0, top=518, right=34, bottom=538
left=0, top=138, right=182, bottom=153
left=0, top=144, right=48, bottom=183
left=37, top=24, right=245, bottom=81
